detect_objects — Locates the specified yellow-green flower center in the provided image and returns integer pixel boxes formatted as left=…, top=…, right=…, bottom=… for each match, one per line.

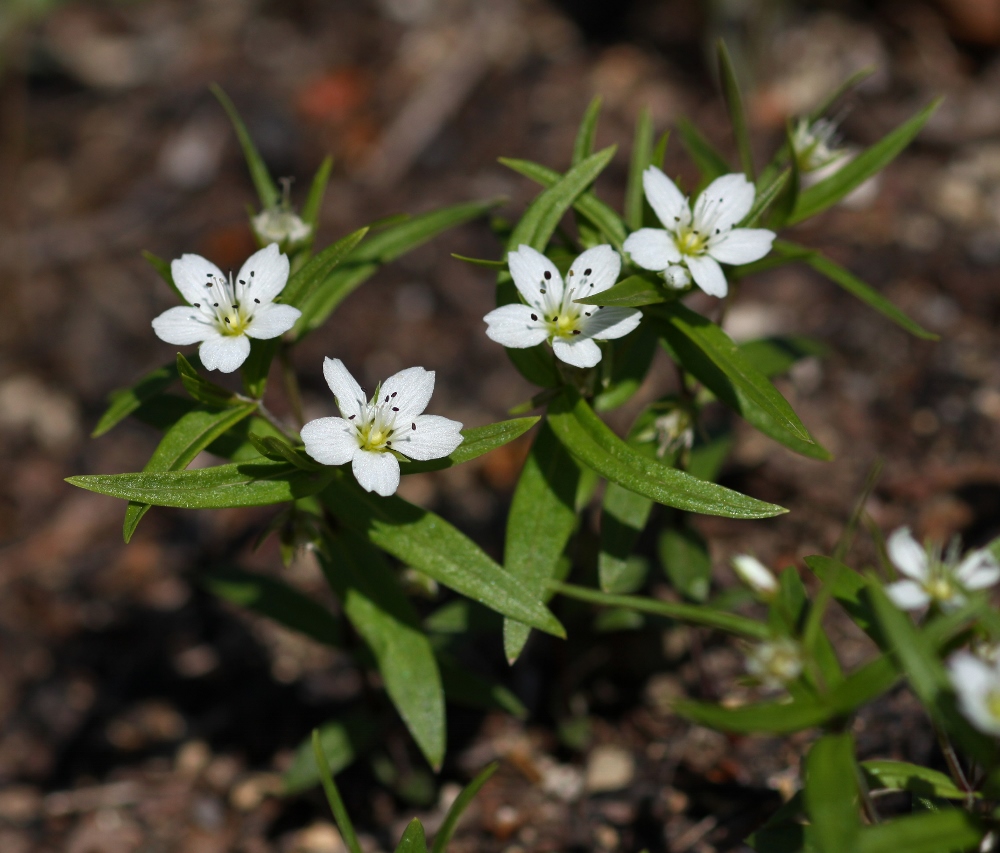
left=927, top=577, right=956, bottom=602
left=675, top=227, right=707, bottom=256
left=221, top=308, right=250, bottom=336
left=358, top=422, right=391, bottom=452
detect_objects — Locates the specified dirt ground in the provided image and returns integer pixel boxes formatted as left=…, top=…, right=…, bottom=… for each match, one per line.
left=2, top=1, right=1000, bottom=851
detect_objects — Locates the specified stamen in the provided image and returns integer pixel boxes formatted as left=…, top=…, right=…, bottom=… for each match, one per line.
left=225, top=317, right=231, bottom=324
left=250, top=271, right=255, bottom=277
left=193, top=303, right=200, bottom=308
left=572, top=330, right=581, bottom=335
left=214, top=302, right=219, bottom=307
left=349, top=415, right=356, bottom=420
left=584, top=268, right=591, bottom=275
left=239, top=279, right=245, bottom=285
left=543, top=270, right=551, bottom=280
left=392, top=407, right=399, bottom=412
left=530, top=313, right=538, bottom=320
left=585, top=311, right=591, bottom=316
left=254, top=298, right=260, bottom=304
left=384, top=395, right=389, bottom=403
left=411, top=423, right=416, bottom=430
left=540, top=287, right=546, bottom=294
left=391, top=392, right=397, bottom=397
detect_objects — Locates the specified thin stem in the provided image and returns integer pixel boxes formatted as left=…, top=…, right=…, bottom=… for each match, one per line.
left=934, top=720, right=974, bottom=806
left=250, top=399, right=296, bottom=442
left=279, top=345, right=305, bottom=428
left=856, top=769, right=881, bottom=825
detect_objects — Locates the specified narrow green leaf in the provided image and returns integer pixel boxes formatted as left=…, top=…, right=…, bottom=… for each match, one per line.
left=626, top=108, right=654, bottom=230
left=68, top=460, right=334, bottom=508
left=789, top=99, right=941, bottom=224
left=861, top=760, right=970, bottom=800
left=142, top=250, right=184, bottom=301
left=804, top=734, right=860, bottom=853
left=401, top=417, right=538, bottom=474
left=676, top=118, right=730, bottom=182
left=176, top=353, right=240, bottom=407
left=503, top=422, right=580, bottom=663
left=201, top=565, right=342, bottom=647
left=92, top=360, right=180, bottom=437
left=552, top=581, right=770, bottom=638
left=296, top=263, right=378, bottom=338
left=211, top=84, right=279, bottom=209
left=248, top=434, right=322, bottom=471
left=804, top=556, right=880, bottom=643
left=575, top=273, right=668, bottom=307
left=652, top=130, right=670, bottom=170
left=283, top=226, right=370, bottom=310
left=741, top=167, right=789, bottom=228
left=318, top=475, right=565, bottom=637
left=318, top=530, right=445, bottom=769
left=547, top=388, right=786, bottom=519
left=450, top=253, right=505, bottom=268
left=302, top=155, right=334, bottom=228
left=312, top=730, right=364, bottom=853
left=717, top=40, right=755, bottom=180
left=572, top=96, right=603, bottom=166
left=396, top=819, right=428, bottom=853
left=284, top=713, right=377, bottom=794
left=431, top=762, right=499, bottom=853
left=855, top=811, right=982, bottom=853
left=809, top=67, right=876, bottom=121
left=658, top=526, right=711, bottom=602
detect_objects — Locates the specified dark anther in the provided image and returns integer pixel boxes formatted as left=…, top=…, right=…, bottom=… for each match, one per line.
left=250, top=271, right=255, bottom=277
left=214, top=302, right=219, bottom=307
left=411, top=423, right=416, bottom=430
left=386, top=441, right=392, bottom=446
left=543, top=270, right=551, bottom=280
left=391, top=392, right=397, bottom=397
left=232, top=304, right=238, bottom=310
left=540, top=287, right=546, bottom=294
left=584, top=268, right=592, bottom=275
left=254, top=298, right=260, bottom=304
left=193, top=303, right=200, bottom=308
left=572, top=329, right=581, bottom=335
left=384, top=395, right=389, bottom=403
left=392, top=406, right=399, bottom=412
left=715, top=228, right=720, bottom=234
left=349, top=415, right=356, bottom=420
left=585, top=311, right=591, bottom=316
left=568, top=270, right=575, bottom=277
left=225, top=317, right=231, bottom=324
left=239, top=279, right=245, bottom=285
left=530, top=313, right=538, bottom=321
left=674, top=216, right=680, bottom=221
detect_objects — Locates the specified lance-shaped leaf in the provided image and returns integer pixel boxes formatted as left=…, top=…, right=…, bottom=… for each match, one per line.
left=503, top=421, right=580, bottom=664
left=395, top=820, right=428, bottom=853
left=659, top=526, right=712, bottom=602
left=318, top=474, right=565, bottom=637
left=317, top=530, right=445, bottom=770
left=717, top=40, right=755, bottom=180
left=93, top=359, right=181, bottom=437
left=804, top=734, right=861, bottom=853
left=676, top=117, right=730, bottom=183
left=284, top=713, right=378, bottom=794
left=625, top=108, right=654, bottom=230
left=856, top=811, right=982, bottom=853
left=68, top=459, right=334, bottom=508
left=201, top=565, right=342, bottom=647
left=431, top=762, right=499, bottom=853
left=211, top=84, right=280, bottom=209
left=861, top=760, right=970, bottom=801
left=547, top=388, right=786, bottom=519
left=302, top=155, right=334, bottom=229
left=575, top=274, right=670, bottom=308
left=122, top=402, right=258, bottom=541
left=283, top=226, right=370, bottom=312
left=311, top=730, right=364, bottom=853
left=651, top=302, right=829, bottom=460
left=789, top=98, right=941, bottom=224
left=400, top=417, right=539, bottom=474
left=738, top=336, right=827, bottom=379
left=572, top=95, right=603, bottom=165
left=176, top=353, right=242, bottom=408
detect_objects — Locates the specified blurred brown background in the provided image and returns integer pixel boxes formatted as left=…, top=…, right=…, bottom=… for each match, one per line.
left=2, top=1, right=1000, bottom=851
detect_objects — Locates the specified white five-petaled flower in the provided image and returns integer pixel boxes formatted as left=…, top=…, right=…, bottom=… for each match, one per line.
left=483, top=244, right=642, bottom=369
left=623, top=166, right=775, bottom=298
left=300, top=358, right=464, bottom=497
left=251, top=209, right=313, bottom=251
left=151, top=243, right=301, bottom=373
left=948, top=652, right=1000, bottom=735
left=746, top=638, right=804, bottom=688
left=884, top=527, right=1000, bottom=612
left=790, top=117, right=880, bottom=209
left=732, top=554, right=779, bottom=599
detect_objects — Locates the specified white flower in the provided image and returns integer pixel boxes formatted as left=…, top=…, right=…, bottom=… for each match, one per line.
left=948, top=651, right=1000, bottom=735
left=301, top=358, right=463, bottom=497
left=623, top=167, right=775, bottom=298
left=746, top=638, right=803, bottom=688
left=252, top=208, right=313, bottom=250
left=885, top=527, right=1000, bottom=612
left=732, top=555, right=779, bottom=599
left=791, top=117, right=880, bottom=210
left=483, top=244, right=642, bottom=369
left=151, top=243, right=301, bottom=373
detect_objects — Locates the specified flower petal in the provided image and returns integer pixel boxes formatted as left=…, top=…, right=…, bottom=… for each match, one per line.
left=484, top=304, right=549, bottom=349
left=323, top=358, right=367, bottom=421
left=955, top=550, right=1000, bottom=590
left=352, top=449, right=400, bottom=496
left=170, top=254, right=226, bottom=306
left=887, top=527, right=928, bottom=580
left=643, top=166, right=690, bottom=229
left=579, top=306, right=642, bottom=341
left=301, top=416, right=359, bottom=466
left=949, top=652, right=1000, bottom=734
left=885, top=580, right=930, bottom=611
left=707, top=228, right=776, bottom=265
left=566, top=245, right=621, bottom=298
left=552, top=335, right=602, bottom=368
left=380, top=366, right=435, bottom=418
left=237, top=242, right=290, bottom=304
left=394, top=414, right=464, bottom=461
left=684, top=254, right=728, bottom=298
left=694, top=173, right=755, bottom=232
left=507, top=244, right=562, bottom=309
left=245, top=303, right=302, bottom=339
left=623, top=228, right=681, bottom=271
left=199, top=334, right=251, bottom=373
left=151, top=306, right=215, bottom=345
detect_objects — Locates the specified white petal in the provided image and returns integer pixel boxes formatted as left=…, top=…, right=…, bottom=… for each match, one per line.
left=484, top=304, right=549, bottom=349
left=394, top=414, right=464, bottom=461
left=732, top=555, right=779, bottom=595
left=151, top=306, right=214, bottom=345
left=579, top=307, right=642, bottom=341
left=322, top=357, right=367, bottom=421
left=623, top=228, right=682, bottom=271
left=707, top=228, right=776, bottom=265
left=199, top=334, right=251, bottom=373
left=955, top=550, right=1000, bottom=590
left=642, top=166, right=690, bottom=229
left=170, top=254, right=226, bottom=306
left=245, top=303, right=301, bottom=339
left=552, top=336, right=602, bottom=368
left=379, top=366, right=435, bottom=419
left=887, top=527, right=928, bottom=580
left=352, top=449, right=400, bottom=496
left=566, top=245, right=621, bottom=297
left=685, top=254, right=728, bottom=298
left=885, top=580, right=930, bottom=611
left=950, top=653, right=1000, bottom=734
left=237, top=242, right=290, bottom=304
left=507, top=244, right=562, bottom=308
left=694, top=173, right=755, bottom=232
left=301, top=416, right=359, bottom=466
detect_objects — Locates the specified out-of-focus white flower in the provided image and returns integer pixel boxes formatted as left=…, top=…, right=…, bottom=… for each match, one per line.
left=301, top=358, right=463, bottom=497
left=652, top=407, right=694, bottom=458
left=483, top=244, right=641, bottom=369
left=623, top=166, right=775, bottom=298
left=746, top=638, right=803, bottom=688
left=252, top=208, right=313, bottom=250
left=948, top=651, right=1000, bottom=735
left=791, top=117, right=880, bottom=209
left=151, top=243, right=301, bottom=373
left=885, top=527, right=1000, bottom=612
left=732, top=555, right=779, bottom=599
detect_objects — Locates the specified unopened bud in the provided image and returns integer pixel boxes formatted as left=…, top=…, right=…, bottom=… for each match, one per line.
left=732, top=554, right=779, bottom=599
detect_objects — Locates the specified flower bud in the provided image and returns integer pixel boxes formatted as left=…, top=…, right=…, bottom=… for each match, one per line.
left=732, top=554, right=779, bottom=599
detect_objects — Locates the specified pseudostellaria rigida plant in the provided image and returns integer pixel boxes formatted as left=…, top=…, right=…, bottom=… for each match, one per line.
left=69, top=45, right=1000, bottom=852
